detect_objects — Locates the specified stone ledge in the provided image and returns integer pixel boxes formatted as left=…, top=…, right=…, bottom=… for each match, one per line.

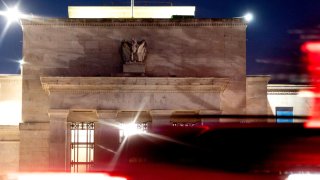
left=19, top=122, right=50, bottom=131
left=0, top=75, right=22, bottom=84
left=41, top=77, right=230, bottom=94
left=21, top=18, right=247, bottom=27
left=0, top=125, right=19, bottom=141
left=267, top=84, right=313, bottom=95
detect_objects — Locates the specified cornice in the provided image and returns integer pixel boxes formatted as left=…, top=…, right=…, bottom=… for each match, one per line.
left=0, top=76, right=22, bottom=84
left=246, top=75, right=271, bottom=82
left=267, top=84, right=313, bottom=95
left=267, top=91, right=299, bottom=95
left=19, top=122, right=50, bottom=130
left=21, top=18, right=247, bottom=27
left=48, top=109, right=70, bottom=119
left=40, top=76, right=229, bottom=95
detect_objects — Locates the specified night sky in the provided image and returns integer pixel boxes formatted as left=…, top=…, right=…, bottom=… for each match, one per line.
left=0, top=0, right=320, bottom=83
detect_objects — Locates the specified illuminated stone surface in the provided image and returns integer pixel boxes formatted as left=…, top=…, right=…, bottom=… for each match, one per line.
left=19, top=18, right=247, bottom=171
left=246, top=76, right=270, bottom=115
left=68, top=6, right=196, bottom=19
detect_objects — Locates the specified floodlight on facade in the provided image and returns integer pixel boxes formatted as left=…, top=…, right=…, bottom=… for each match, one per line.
left=18, top=59, right=25, bottom=65
left=244, top=13, right=253, bottom=22
left=120, top=123, right=144, bottom=137
left=0, top=6, right=23, bottom=24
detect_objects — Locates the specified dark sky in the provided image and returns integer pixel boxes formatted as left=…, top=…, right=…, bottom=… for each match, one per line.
left=0, top=0, right=320, bottom=83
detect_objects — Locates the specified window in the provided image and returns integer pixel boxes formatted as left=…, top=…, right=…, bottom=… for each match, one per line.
left=70, top=122, right=95, bottom=172
left=119, top=122, right=148, bottom=143
left=276, top=107, right=294, bottom=123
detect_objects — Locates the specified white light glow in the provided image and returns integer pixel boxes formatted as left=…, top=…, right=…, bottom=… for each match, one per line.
left=6, top=7, right=19, bottom=22
left=244, top=13, right=253, bottom=22
left=0, top=100, right=22, bottom=125
left=287, top=174, right=320, bottom=180
left=120, top=123, right=144, bottom=137
left=0, top=6, right=23, bottom=24
left=68, top=6, right=195, bottom=19
left=18, top=59, right=25, bottom=65
left=298, top=90, right=315, bottom=97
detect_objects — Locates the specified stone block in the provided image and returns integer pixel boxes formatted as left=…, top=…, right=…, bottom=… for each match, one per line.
left=123, top=63, right=146, bottom=74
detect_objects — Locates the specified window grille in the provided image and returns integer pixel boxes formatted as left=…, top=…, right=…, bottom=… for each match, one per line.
left=119, top=122, right=148, bottom=143
left=70, top=122, right=95, bottom=172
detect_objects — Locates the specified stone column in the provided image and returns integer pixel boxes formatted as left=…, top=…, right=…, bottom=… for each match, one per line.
left=95, top=110, right=119, bottom=171
left=48, top=109, right=69, bottom=171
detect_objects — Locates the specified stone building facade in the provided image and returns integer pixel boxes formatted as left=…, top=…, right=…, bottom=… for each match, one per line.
left=1, top=17, right=309, bottom=173
left=19, top=18, right=247, bottom=171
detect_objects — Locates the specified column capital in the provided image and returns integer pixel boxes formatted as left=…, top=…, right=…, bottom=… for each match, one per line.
left=48, top=109, right=69, bottom=120
left=97, top=110, right=118, bottom=120
left=149, top=110, right=175, bottom=117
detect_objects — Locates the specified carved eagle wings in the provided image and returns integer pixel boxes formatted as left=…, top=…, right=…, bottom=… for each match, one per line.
left=121, top=39, right=147, bottom=63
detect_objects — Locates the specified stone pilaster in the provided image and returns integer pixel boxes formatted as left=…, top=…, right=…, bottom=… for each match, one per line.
left=95, top=110, right=119, bottom=171
left=19, top=122, right=50, bottom=171
left=48, top=109, right=69, bottom=171
left=150, top=110, right=174, bottom=126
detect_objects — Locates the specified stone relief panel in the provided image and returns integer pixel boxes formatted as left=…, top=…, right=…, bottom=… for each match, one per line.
left=121, top=39, right=147, bottom=64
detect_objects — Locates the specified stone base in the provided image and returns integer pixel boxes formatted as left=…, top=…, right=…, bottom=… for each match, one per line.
left=123, top=63, right=145, bottom=74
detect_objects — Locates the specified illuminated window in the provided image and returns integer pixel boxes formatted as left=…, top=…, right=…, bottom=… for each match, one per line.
left=119, top=122, right=148, bottom=143
left=70, top=122, right=94, bottom=172
left=276, top=107, right=294, bottom=123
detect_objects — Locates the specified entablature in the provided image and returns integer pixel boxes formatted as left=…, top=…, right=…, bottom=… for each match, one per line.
left=40, top=77, right=229, bottom=95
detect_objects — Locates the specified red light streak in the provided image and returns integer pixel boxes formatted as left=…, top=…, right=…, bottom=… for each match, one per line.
left=302, top=42, right=320, bottom=128
left=7, top=173, right=127, bottom=180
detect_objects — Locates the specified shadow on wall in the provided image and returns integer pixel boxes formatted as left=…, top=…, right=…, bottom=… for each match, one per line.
left=61, top=26, right=245, bottom=78
left=68, top=35, right=122, bottom=76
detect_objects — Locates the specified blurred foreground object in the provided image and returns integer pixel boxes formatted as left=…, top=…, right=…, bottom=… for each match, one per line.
left=301, top=42, right=320, bottom=128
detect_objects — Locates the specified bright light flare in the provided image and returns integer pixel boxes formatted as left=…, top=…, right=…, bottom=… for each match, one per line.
left=120, top=123, right=144, bottom=137
left=244, top=13, right=253, bottom=22
left=0, top=6, right=24, bottom=24
left=287, top=174, right=320, bottom=180
left=18, top=59, right=25, bottom=65
left=5, top=7, right=21, bottom=23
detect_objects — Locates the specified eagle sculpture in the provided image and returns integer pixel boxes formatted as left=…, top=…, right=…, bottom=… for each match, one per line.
left=121, top=39, right=147, bottom=64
